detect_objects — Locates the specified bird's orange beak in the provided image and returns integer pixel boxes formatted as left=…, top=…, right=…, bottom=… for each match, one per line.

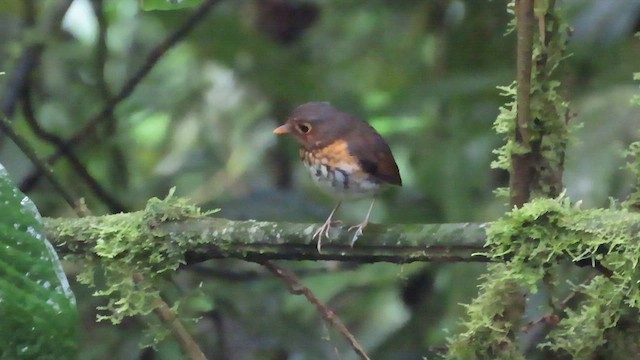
left=273, top=123, right=291, bottom=134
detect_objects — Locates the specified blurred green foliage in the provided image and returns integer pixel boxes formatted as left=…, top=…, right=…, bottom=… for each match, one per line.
left=1, top=0, right=639, bottom=358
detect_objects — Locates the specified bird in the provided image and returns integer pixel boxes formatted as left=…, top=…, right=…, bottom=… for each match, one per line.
left=273, top=102, right=402, bottom=252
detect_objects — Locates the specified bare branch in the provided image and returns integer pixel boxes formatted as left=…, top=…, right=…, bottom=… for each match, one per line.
left=259, top=261, right=371, bottom=360
left=21, top=88, right=126, bottom=212
left=0, top=112, right=78, bottom=213
left=133, top=274, right=208, bottom=360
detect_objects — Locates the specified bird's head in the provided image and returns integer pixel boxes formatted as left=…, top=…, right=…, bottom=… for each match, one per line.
left=273, top=102, right=353, bottom=149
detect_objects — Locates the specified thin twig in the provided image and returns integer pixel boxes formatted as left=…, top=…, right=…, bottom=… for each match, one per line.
left=21, top=87, right=126, bottom=212
left=258, top=261, right=371, bottom=360
left=133, top=274, right=208, bottom=360
left=20, top=0, right=222, bottom=191
left=0, top=112, right=78, bottom=213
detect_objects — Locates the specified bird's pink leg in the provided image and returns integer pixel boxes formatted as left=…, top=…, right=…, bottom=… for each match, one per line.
left=312, top=201, right=342, bottom=252
left=348, top=198, right=375, bottom=246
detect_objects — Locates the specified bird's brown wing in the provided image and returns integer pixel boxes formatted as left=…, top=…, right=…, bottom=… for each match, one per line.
left=346, top=122, right=402, bottom=186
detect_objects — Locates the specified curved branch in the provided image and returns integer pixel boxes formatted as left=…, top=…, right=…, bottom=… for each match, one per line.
left=21, top=87, right=126, bottom=212
left=0, top=112, right=79, bottom=212
left=133, top=273, right=207, bottom=360
left=259, top=261, right=370, bottom=359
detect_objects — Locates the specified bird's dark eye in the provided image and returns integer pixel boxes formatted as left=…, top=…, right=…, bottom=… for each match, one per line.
left=297, top=123, right=312, bottom=134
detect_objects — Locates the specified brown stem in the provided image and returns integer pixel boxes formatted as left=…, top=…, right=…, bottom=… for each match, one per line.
left=133, top=274, right=208, bottom=360
left=509, top=0, right=534, bottom=208
left=21, top=87, right=126, bottom=212
left=258, top=261, right=371, bottom=360
left=0, top=112, right=79, bottom=213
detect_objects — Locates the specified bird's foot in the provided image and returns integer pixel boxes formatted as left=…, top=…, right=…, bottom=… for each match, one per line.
left=312, top=220, right=342, bottom=253
left=348, top=221, right=368, bottom=247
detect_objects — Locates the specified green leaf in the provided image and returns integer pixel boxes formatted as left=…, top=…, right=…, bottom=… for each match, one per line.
left=0, top=163, right=77, bottom=359
left=139, top=0, right=203, bottom=11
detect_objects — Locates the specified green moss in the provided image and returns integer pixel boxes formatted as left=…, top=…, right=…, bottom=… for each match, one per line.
left=543, top=276, right=623, bottom=358
left=447, top=264, right=526, bottom=360
left=65, top=188, right=217, bottom=328
left=623, top=69, right=640, bottom=209
left=490, top=82, right=517, bottom=174
left=448, top=194, right=640, bottom=358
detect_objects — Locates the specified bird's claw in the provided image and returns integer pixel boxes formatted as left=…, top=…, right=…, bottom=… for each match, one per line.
left=348, top=222, right=368, bottom=247
left=313, top=220, right=342, bottom=253
left=314, top=220, right=368, bottom=251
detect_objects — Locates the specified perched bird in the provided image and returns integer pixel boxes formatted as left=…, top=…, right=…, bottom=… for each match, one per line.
left=273, top=102, right=402, bottom=251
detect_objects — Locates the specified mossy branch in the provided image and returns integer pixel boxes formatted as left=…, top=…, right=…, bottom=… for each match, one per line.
left=45, top=215, right=489, bottom=263
left=43, top=195, right=640, bottom=267
left=492, top=0, right=570, bottom=203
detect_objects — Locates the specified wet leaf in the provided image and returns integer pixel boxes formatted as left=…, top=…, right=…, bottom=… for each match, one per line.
left=0, top=164, right=77, bottom=359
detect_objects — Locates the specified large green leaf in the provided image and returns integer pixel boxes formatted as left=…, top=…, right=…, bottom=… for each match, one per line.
left=139, top=0, right=203, bottom=11
left=0, top=164, right=77, bottom=359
